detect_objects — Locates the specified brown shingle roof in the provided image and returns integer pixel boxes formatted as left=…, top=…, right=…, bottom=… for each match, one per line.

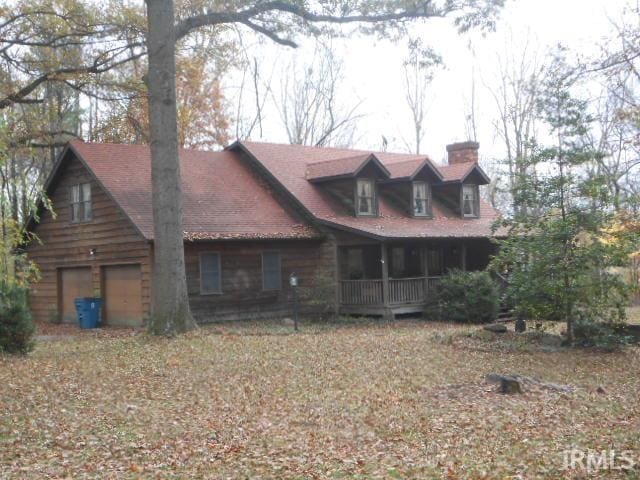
left=61, top=140, right=501, bottom=242
left=306, top=154, right=373, bottom=180
left=439, top=162, right=490, bottom=183
left=236, top=141, right=501, bottom=239
left=68, top=141, right=319, bottom=241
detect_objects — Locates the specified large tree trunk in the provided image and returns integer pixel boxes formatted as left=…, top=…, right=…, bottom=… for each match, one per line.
left=145, top=0, right=196, bottom=335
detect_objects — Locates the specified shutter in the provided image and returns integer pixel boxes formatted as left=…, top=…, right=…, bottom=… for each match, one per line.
left=262, top=252, right=281, bottom=290
left=200, top=253, right=221, bottom=293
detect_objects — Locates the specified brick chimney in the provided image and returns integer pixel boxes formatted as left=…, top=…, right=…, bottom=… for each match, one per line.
left=446, top=141, right=479, bottom=165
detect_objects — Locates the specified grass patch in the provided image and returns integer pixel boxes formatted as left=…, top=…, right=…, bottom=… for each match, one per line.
left=1, top=318, right=639, bottom=478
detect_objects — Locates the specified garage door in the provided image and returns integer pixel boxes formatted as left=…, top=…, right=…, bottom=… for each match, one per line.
left=59, top=267, right=93, bottom=323
left=102, top=264, right=142, bottom=326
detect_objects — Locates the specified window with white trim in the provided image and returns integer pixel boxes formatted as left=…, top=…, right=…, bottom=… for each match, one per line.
left=412, top=181, right=431, bottom=217
left=70, top=183, right=92, bottom=222
left=356, top=179, right=376, bottom=216
left=262, top=251, right=281, bottom=290
left=462, top=184, right=479, bottom=218
left=200, top=252, right=221, bottom=294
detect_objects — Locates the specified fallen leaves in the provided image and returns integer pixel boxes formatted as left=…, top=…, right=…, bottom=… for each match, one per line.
left=1, top=320, right=639, bottom=478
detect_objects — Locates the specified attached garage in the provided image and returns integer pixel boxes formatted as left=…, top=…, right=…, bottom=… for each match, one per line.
left=58, top=267, right=93, bottom=323
left=101, top=264, right=143, bottom=326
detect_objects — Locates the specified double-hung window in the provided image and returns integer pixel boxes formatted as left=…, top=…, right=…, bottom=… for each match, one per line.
left=200, top=252, right=221, bottom=294
left=412, top=181, right=431, bottom=217
left=70, top=183, right=92, bottom=222
left=356, top=179, right=376, bottom=216
left=462, top=184, right=479, bottom=218
left=262, top=252, right=281, bottom=290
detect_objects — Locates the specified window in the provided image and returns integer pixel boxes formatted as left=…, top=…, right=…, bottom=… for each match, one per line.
left=356, top=179, right=376, bottom=216
left=412, top=181, right=431, bottom=217
left=462, top=184, right=479, bottom=218
left=200, top=252, right=221, bottom=294
left=70, top=183, right=92, bottom=222
left=262, top=252, right=281, bottom=290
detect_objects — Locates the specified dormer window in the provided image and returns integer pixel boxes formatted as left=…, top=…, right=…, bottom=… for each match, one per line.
left=70, top=183, right=92, bottom=223
left=462, top=184, right=479, bottom=218
left=412, top=181, right=431, bottom=217
left=356, top=179, right=376, bottom=216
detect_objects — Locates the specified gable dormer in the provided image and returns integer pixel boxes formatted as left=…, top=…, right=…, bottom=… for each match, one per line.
left=383, top=157, right=442, bottom=218
left=306, top=154, right=390, bottom=217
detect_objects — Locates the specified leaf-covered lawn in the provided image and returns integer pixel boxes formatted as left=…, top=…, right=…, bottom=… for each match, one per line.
left=1, top=320, right=639, bottom=479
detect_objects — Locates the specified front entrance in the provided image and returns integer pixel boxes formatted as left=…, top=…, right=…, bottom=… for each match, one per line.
left=58, top=267, right=93, bottom=322
left=102, top=264, right=143, bottom=326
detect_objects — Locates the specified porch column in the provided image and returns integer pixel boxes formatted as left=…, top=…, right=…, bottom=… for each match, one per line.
left=422, top=244, right=429, bottom=297
left=460, top=242, right=467, bottom=271
left=381, top=243, right=390, bottom=309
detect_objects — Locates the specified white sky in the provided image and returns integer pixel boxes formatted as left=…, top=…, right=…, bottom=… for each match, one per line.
left=235, top=0, right=631, bottom=164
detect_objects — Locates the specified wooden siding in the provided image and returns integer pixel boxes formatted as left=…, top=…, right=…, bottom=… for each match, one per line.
left=183, top=236, right=336, bottom=322
left=26, top=153, right=151, bottom=324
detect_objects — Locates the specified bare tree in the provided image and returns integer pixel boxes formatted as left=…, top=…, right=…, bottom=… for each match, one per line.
left=401, top=38, right=442, bottom=154
left=463, top=45, right=479, bottom=142
left=485, top=32, right=545, bottom=215
left=278, top=44, right=361, bottom=147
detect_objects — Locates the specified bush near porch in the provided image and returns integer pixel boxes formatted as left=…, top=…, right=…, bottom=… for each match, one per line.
left=424, top=270, right=500, bottom=323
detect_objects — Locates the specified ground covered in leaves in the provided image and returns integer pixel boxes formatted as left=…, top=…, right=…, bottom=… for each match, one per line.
left=2, top=318, right=639, bottom=479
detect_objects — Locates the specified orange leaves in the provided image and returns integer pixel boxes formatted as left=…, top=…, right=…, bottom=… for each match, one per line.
left=1, top=319, right=639, bottom=478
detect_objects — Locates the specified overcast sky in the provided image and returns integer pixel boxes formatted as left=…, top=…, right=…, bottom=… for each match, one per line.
left=235, top=0, right=631, bottom=165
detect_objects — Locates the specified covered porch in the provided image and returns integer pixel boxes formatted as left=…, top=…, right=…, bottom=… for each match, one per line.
left=337, top=238, right=495, bottom=319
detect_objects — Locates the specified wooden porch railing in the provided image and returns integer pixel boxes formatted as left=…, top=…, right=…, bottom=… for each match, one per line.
left=339, top=276, right=443, bottom=306
left=425, top=276, right=442, bottom=292
left=339, top=279, right=384, bottom=305
left=389, top=277, right=426, bottom=304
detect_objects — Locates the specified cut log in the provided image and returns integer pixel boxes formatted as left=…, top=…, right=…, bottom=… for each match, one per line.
left=486, top=373, right=574, bottom=394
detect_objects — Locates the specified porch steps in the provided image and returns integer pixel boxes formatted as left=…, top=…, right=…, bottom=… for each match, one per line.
left=497, top=308, right=515, bottom=323
left=496, top=293, right=514, bottom=323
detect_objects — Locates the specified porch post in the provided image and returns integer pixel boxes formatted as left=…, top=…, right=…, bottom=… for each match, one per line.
left=460, top=242, right=467, bottom=271
left=381, top=243, right=391, bottom=316
left=423, top=244, right=429, bottom=297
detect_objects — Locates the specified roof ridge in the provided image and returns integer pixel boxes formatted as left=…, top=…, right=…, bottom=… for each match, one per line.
left=241, top=140, right=436, bottom=160
left=306, top=152, right=372, bottom=166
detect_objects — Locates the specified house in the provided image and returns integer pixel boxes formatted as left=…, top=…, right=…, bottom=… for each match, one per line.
left=26, top=139, right=500, bottom=326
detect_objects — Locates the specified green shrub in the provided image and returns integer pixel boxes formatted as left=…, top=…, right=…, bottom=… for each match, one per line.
left=425, top=270, right=499, bottom=324
left=0, top=283, right=35, bottom=354
left=573, top=319, right=631, bottom=350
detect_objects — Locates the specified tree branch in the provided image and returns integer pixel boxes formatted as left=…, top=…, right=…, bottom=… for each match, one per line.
left=175, top=1, right=438, bottom=40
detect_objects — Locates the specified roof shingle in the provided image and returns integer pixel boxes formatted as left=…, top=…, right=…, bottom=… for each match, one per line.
left=63, top=139, right=501, bottom=242
left=238, top=141, right=501, bottom=239
left=68, top=141, right=319, bottom=241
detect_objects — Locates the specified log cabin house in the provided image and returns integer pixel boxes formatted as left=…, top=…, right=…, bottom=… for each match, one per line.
left=26, top=139, right=500, bottom=326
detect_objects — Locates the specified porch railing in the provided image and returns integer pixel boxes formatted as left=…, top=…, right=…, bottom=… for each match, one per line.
left=339, top=279, right=384, bottom=305
left=339, top=276, right=443, bottom=306
left=389, top=277, right=426, bottom=304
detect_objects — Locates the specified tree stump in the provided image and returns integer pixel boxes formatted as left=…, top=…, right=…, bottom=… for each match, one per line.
left=486, top=374, right=523, bottom=394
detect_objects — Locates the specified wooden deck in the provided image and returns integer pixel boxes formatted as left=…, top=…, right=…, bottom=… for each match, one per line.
left=338, top=276, right=442, bottom=318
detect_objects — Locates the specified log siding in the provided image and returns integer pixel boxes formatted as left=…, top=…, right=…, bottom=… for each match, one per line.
left=183, top=237, right=335, bottom=322
left=27, top=153, right=152, bottom=324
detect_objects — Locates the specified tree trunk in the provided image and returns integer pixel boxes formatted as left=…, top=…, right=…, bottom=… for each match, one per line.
left=145, top=0, right=196, bottom=335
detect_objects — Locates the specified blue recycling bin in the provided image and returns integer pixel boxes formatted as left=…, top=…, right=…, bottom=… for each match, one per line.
left=74, top=297, right=103, bottom=329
